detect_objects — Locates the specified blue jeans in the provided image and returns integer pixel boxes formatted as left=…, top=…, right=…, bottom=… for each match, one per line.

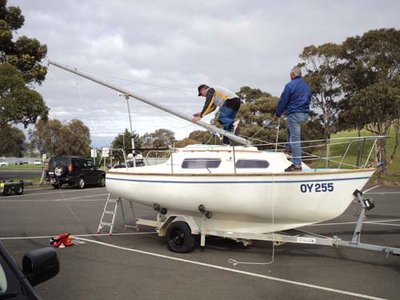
left=286, top=112, right=308, bottom=166
left=219, top=105, right=237, bottom=144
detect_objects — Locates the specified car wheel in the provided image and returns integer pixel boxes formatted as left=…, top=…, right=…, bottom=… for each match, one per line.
left=77, top=177, right=85, bottom=189
left=166, top=221, right=195, bottom=253
left=52, top=183, right=62, bottom=189
left=98, top=175, right=105, bottom=187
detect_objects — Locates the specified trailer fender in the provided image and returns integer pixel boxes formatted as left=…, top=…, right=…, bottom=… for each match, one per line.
left=159, top=215, right=201, bottom=237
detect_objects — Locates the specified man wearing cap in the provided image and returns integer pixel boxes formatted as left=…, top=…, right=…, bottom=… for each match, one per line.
left=192, top=84, right=241, bottom=145
left=275, top=66, right=312, bottom=172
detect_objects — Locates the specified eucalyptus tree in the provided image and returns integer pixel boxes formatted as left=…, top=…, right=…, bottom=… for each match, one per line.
left=339, top=28, right=400, bottom=171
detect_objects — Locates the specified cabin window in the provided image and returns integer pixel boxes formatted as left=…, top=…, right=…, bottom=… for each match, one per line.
left=181, top=158, right=221, bottom=169
left=235, top=159, right=269, bottom=168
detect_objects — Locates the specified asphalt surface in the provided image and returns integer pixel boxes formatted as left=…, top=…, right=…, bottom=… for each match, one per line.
left=0, top=185, right=399, bottom=300
left=0, top=169, right=43, bottom=180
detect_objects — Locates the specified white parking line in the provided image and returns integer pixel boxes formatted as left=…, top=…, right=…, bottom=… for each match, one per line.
left=0, top=234, right=387, bottom=300
left=0, top=193, right=109, bottom=202
left=72, top=237, right=385, bottom=300
left=0, top=232, right=156, bottom=240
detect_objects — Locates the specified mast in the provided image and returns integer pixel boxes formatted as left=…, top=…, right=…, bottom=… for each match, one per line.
left=48, top=61, right=251, bottom=146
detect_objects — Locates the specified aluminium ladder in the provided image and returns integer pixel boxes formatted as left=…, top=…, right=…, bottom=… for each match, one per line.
left=97, top=194, right=137, bottom=234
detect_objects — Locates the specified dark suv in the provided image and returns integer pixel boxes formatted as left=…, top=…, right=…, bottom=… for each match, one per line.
left=45, top=156, right=106, bottom=189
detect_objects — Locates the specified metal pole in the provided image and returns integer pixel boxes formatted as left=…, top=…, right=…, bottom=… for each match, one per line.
left=48, top=60, right=251, bottom=146
left=125, top=95, right=136, bottom=168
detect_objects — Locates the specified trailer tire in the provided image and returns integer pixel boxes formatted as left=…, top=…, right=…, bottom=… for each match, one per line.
left=15, top=184, right=24, bottom=195
left=166, top=221, right=195, bottom=253
left=3, top=186, right=11, bottom=196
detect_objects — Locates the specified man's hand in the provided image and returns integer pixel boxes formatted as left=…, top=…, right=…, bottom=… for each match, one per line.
left=192, top=116, right=201, bottom=123
left=192, top=112, right=201, bottom=123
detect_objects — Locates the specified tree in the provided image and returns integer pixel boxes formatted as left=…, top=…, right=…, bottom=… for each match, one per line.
left=0, top=0, right=49, bottom=156
left=29, top=118, right=92, bottom=156
left=339, top=28, right=400, bottom=172
left=234, top=87, right=286, bottom=149
left=188, top=130, right=220, bottom=144
left=236, top=86, right=272, bottom=103
left=142, top=129, right=175, bottom=149
left=57, top=119, right=91, bottom=156
left=299, top=43, right=343, bottom=139
left=0, top=124, right=25, bottom=157
left=0, top=0, right=47, bottom=84
left=111, top=129, right=142, bottom=162
left=0, top=63, right=48, bottom=128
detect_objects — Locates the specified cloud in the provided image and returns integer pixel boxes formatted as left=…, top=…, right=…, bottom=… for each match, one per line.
left=9, top=0, right=400, bottom=147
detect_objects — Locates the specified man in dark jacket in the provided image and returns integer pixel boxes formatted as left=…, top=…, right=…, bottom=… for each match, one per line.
left=193, top=84, right=241, bottom=145
left=275, top=67, right=312, bottom=172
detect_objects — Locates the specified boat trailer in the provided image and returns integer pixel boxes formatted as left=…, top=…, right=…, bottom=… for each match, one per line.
left=0, top=180, right=25, bottom=196
left=131, top=189, right=400, bottom=256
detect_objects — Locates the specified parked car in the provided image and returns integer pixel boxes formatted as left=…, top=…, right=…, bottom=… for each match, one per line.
left=33, top=160, right=42, bottom=165
left=0, top=161, right=9, bottom=167
left=0, top=241, right=59, bottom=300
left=45, top=156, right=106, bottom=189
left=112, top=158, right=145, bottom=169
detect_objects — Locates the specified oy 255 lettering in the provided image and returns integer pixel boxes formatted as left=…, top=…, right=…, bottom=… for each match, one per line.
left=300, top=182, right=334, bottom=193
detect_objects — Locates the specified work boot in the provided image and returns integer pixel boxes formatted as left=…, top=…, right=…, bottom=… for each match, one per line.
left=284, top=164, right=302, bottom=172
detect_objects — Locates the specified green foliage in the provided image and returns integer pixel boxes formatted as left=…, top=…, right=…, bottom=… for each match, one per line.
left=111, top=129, right=143, bottom=162
left=0, top=1, right=49, bottom=156
left=0, top=62, right=49, bottom=128
left=298, top=28, right=400, bottom=176
left=29, top=118, right=92, bottom=156
left=300, top=43, right=343, bottom=138
left=0, top=123, right=25, bottom=157
left=142, top=128, right=175, bottom=149
left=188, top=130, right=220, bottom=144
left=0, top=0, right=47, bottom=84
left=235, top=90, right=280, bottom=148
left=236, top=86, right=271, bottom=103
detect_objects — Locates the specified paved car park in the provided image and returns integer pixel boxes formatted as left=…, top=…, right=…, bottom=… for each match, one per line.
left=0, top=185, right=399, bottom=299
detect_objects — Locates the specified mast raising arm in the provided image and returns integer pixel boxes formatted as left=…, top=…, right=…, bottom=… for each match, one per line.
left=48, top=61, right=251, bottom=146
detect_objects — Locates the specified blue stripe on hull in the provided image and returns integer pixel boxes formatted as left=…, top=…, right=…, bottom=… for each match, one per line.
left=106, top=176, right=371, bottom=185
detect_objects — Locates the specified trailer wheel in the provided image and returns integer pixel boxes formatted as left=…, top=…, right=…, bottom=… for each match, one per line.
left=2, top=186, right=11, bottom=196
left=15, top=184, right=24, bottom=195
left=166, top=221, right=195, bottom=253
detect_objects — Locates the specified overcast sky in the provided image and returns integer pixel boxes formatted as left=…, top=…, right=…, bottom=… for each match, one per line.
left=10, top=0, right=400, bottom=147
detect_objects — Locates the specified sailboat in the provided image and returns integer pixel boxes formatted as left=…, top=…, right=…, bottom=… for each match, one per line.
left=49, top=61, right=399, bottom=256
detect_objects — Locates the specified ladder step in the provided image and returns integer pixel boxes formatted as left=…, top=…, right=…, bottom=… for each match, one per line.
left=100, top=222, right=112, bottom=226
left=98, top=195, right=136, bottom=235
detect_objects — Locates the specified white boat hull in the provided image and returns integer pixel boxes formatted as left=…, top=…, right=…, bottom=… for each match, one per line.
left=106, top=169, right=374, bottom=233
